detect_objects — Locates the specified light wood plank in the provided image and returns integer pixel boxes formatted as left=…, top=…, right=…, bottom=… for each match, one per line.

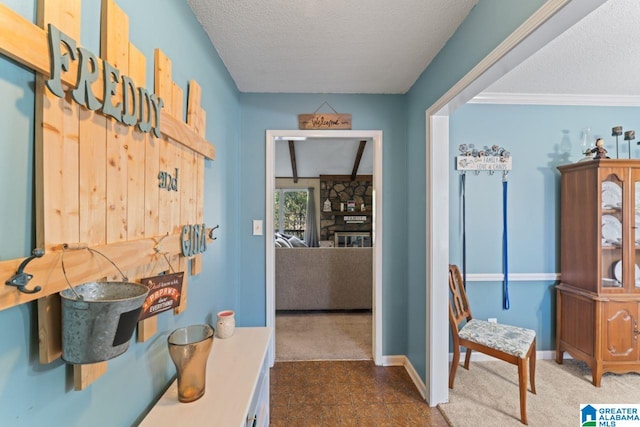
left=162, top=111, right=214, bottom=159
left=36, top=0, right=81, bottom=365
left=128, top=43, right=158, bottom=341
left=127, top=43, right=146, bottom=240
left=103, top=0, right=130, bottom=244
left=179, top=145, right=196, bottom=282
left=154, top=49, right=172, bottom=108
left=172, top=82, right=183, bottom=120
left=187, top=80, right=207, bottom=275
left=0, top=232, right=213, bottom=310
left=104, top=128, right=128, bottom=243
left=155, top=49, right=174, bottom=236
left=79, top=107, right=107, bottom=245
left=73, top=362, right=108, bottom=391
left=145, top=135, right=160, bottom=237
left=0, top=3, right=51, bottom=76
left=158, top=138, right=172, bottom=235
left=101, top=0, right=129, bottom=80
left=174, top=256, right=189, bottom=314
left=168, top=140, right=182, bottom=235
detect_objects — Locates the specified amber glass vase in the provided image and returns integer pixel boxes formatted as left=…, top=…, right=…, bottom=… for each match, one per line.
left=167, top=324, right=214, bottom=403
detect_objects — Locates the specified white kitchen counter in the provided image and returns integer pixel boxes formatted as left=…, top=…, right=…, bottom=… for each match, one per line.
left=140, top=327, right=273, bottom=427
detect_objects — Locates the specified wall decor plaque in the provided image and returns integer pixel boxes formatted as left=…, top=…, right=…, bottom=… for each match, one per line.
left=298, top=113, right=351, bottom=130
left=139, top=272, right=184, bottom=320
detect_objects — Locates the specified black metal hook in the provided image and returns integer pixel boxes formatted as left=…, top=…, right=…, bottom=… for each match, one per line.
left=208, top=224, right=220, bottom=241
left=5, top=248, right=45, bottom=294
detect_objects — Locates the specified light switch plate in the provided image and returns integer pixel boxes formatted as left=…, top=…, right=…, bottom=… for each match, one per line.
left=252, top=220, right=263, bottom=236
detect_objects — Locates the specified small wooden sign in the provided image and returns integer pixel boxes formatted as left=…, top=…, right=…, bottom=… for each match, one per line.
left=456, top=156, right=512, bottom=171
left=138, top=272, right=184, bottom=320
left=298, top=113, right=352, bottom=130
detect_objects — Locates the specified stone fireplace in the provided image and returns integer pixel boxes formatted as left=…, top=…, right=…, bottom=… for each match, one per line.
left=319, top=175, right=373, bottom=242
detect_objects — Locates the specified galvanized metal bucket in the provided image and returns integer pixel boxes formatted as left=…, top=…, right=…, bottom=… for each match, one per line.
left=60, top=281, right=149, bottom=364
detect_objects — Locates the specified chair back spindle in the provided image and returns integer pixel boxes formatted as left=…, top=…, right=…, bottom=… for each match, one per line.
left=448, top=264, right=472, bottom=328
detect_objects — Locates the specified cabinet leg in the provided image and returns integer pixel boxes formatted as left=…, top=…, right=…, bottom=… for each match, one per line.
left=592, top=364, right=602, bottom=387
left=555, top=349, right=564, bottom=364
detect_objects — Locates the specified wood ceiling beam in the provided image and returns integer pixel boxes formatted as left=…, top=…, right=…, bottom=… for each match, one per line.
left=351, top=140, right=367, bottom=181
left=288, top=140, right=298, bottom=183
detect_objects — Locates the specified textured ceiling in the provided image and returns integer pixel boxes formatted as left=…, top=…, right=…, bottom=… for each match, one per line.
left=486, top=0, right=640, bottom=96
left=187, top=0, right=477, bottom=94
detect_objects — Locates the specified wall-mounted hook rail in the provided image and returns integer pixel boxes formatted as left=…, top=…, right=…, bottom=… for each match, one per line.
left=208, top=224, right=220, bottom=241
left=5, top=248, right=45, bottom=294
left=455, top=144, right=512, bottom=176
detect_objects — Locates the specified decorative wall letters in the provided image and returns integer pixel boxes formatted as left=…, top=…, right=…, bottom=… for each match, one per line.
left=46, top=24, right=164, bottom=137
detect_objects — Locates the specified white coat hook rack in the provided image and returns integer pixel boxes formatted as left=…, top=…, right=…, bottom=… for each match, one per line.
left=455, top=143, right=513, bottom=309
left=455, top=144, right=512, bottom=175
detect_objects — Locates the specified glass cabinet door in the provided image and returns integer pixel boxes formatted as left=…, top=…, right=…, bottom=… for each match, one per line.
left=634, top=173, right=640, bottom=292
left=601, top=174, right=623, bottom=289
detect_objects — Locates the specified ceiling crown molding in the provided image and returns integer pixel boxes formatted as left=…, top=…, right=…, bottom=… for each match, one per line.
left=470, top=92, right=640, bottom=107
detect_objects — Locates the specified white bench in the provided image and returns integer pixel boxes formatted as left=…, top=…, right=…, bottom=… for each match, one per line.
left=140, top=327, right=272, bottom=427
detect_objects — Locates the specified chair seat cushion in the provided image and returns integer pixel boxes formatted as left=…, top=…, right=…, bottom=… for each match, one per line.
left=459, top=319, right=536, bottom=358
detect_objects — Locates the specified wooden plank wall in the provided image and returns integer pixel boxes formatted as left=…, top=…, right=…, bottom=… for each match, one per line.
left=13, top=0, right=214, bottom=389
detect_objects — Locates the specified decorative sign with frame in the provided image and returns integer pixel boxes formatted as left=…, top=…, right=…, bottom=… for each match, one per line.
left=298, top=113, right=352, bottom=130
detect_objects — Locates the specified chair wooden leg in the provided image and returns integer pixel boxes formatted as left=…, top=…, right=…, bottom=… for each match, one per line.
left=529, top=340, right=536, bottom=394
left=449, top=346, right=460, bottom=389
left=517, top=357, right=529, bottom=425
left=463, top=348, right=472, bottom=369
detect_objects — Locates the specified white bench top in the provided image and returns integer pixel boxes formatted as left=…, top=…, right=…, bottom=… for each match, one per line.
left=140, top=327, right=272, bottom=427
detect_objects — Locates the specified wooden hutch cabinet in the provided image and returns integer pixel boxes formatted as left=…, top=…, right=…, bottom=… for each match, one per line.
left=557, top=160, right=640, bottom=386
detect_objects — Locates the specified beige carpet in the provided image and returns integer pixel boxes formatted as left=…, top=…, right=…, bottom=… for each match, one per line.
left=438, top=359, right=640, bottom=427
left=275, top=311, right=372, bottom=361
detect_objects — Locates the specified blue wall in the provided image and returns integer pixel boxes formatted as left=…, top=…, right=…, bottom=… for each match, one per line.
left=0, top=0, right=240, bottom=425
left=404, top=0, right=546, bottom=381
left=449, top=102, right=640, bottom=350
left=237, top=93, right=409, bottom=355
left=2, top=0, right=615, bottom=423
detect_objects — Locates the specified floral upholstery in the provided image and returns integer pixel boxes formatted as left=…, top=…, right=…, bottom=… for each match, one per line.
left=458, top=319, right=536, bottom=359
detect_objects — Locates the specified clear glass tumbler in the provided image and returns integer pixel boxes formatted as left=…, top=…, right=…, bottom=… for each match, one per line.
left=167, top=324, right=214, bottom=403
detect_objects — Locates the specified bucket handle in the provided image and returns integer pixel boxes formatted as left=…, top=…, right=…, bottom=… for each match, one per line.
left=61, top=244, right=129, bottom=301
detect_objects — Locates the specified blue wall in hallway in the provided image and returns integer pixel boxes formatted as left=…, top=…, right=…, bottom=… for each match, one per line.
left=0, top=0, right=240, bottom=425
left=237, top=93, right=409, bottom=356
left=2, top=0, right=619, bottom=423
left=449, top=102, right=640, bottom=350
left=404, top=0, right=546, bottom=381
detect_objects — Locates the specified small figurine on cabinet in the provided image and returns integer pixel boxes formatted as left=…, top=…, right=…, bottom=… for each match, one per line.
left=591, top=138, right=609, bottom=159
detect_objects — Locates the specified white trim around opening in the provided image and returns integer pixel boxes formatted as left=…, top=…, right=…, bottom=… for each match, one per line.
left=425, top=0, right=607, bottom=406
left=265, top=129, right=384, bottom=367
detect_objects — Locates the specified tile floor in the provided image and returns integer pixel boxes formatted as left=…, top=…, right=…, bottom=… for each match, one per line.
left=270, top=360, right=450, bottom=426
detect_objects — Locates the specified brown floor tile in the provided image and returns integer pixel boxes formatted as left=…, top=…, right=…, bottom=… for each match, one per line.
left=354, top=402, right=389, bottom=419
left=270, top=360, right=448, bottom=427
left=339, top=417, right=359, bottom=426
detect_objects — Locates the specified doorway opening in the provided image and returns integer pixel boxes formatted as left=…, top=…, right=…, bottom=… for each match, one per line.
left=425, top=0, right=608, bottom=405
left=265, top=130, right=383, bottom=366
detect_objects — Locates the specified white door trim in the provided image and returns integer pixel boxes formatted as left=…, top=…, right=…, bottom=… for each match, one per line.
left=425, top=0, right=607, bottom=405
left=265, top=129, right=384, bottom=366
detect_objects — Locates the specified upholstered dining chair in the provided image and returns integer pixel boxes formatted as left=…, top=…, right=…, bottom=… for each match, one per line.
left=448, top=264, right=537, bottom=425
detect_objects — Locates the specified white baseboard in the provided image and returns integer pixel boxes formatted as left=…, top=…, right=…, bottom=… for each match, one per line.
left=448, top=350, right=572, bottom=362
left=380, top=355, right=405, bottom=366
left=381, top=355, right=427, bottom=400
